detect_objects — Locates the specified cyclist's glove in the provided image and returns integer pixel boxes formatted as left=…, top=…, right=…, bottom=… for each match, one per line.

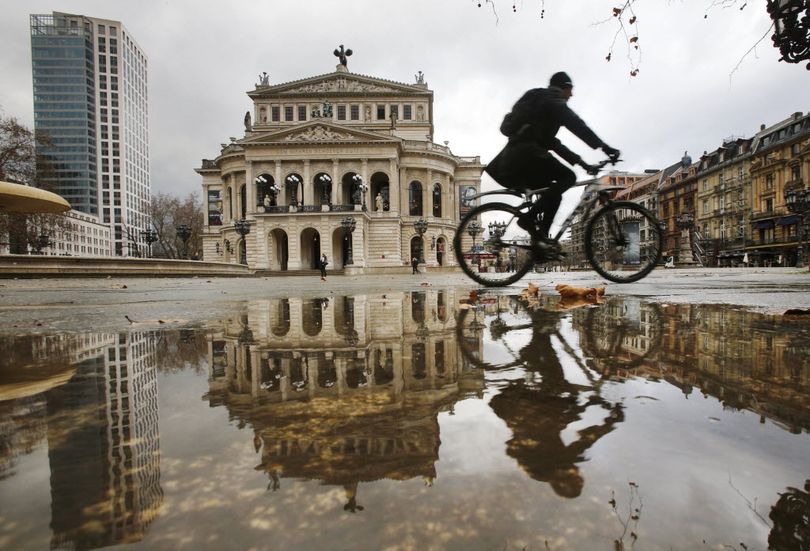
left=601, top=144, right=621, bottom=161
left=579, top=160, right=600, bottom=176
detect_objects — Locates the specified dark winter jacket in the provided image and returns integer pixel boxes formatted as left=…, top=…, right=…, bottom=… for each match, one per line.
left=505, top=87, right=604, bottom=165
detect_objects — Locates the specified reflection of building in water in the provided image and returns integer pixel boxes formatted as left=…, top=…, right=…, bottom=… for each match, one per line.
left=580, top=299, right=810, bottom=432
left=204, top=291, right=483, bottom=503
left=570, top=296, right=661, bottom=369
left=47, top=331, right=162, bottom=550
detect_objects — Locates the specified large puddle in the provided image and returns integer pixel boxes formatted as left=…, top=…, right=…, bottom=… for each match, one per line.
left=1, top=290, right=808, bottom=550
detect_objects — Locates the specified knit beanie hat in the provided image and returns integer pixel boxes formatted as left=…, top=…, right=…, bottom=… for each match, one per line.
left=549, top=72, right=573, bottom=89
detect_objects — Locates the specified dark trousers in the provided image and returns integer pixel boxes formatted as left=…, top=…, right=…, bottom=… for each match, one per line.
left=486, top=141, right=577, bottom=238
left=320, top=264, right=327, bottom=277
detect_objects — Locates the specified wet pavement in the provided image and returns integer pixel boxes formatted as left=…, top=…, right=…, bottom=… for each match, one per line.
left=1, top=272, right=809, bottom=550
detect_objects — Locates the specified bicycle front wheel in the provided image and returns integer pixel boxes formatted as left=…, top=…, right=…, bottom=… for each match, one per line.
left=585, top=201, right=662, bottom=283
left=453, top=202, right=534, bottom=287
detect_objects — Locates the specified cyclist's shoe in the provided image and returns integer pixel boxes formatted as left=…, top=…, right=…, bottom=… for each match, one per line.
left=534, top=236, right=560, bottom=251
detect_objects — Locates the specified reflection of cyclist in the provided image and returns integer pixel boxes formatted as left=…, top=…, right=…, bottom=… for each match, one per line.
left=768, top=479, right=810, bottom=550
left=486, top=72, right=620, bottom=244
left=487, top=304, right=624, bottom=498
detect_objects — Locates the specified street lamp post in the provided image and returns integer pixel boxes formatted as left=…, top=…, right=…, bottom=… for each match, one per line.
left=784, top=188, right=810, bottom=268
left=352, top=175, right=368, bottom=211
left=766, top=0, right=810, bottom=69
left=140, top=228, right=158, bottom=258
left=234, top=218, right=251, bottom=265
left=413, top=217, right=429, bottom=263
left=467, top=220, right=483, bottom=268
left=175, top=225, right=192, bottom=259
left=488, top=221, right=507, bottom=240
left=340, top=216, right=357, bottom=265
left=675, top=212, right=698, bottom=264
left=488, top=221, right=508, bottom=271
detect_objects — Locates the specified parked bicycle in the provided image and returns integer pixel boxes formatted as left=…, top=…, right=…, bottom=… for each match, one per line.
left=453, top=159, right=663, bottom=286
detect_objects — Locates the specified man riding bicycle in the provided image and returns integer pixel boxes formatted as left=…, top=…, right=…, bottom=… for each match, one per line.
left=485, top=71, right=621, bottom=246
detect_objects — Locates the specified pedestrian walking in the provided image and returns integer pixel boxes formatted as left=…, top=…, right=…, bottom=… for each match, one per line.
left=411, top=256, right=419, bottom=274
left=320, top=253, right=328, bottom=280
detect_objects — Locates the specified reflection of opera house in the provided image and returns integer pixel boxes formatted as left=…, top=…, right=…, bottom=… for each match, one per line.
left=196, top=58, right=483, bottom=272
left=204, top=291, right=483, bottom=492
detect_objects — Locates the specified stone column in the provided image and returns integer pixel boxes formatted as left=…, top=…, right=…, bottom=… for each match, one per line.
left=275, top=161, right=284, bottom=205
left=246, top=161, right=256, bottom=214
left=331, top=159, right=340, bottom=205
left=353, top=222, right=366, bottom=266
left=303, top=160, right=312, bottom=206
left=389, top=158, right=399, bottom=212
left=361, top=159, right=369, bottom=209
left=426, top=169, right=433, bottom=217
left=232, top=177, right=240, bottom=220
left=399, top=166, right=408, bottom=216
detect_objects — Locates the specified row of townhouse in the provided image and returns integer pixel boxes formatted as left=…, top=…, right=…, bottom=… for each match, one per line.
left=568, top=111, right=810, bottom=268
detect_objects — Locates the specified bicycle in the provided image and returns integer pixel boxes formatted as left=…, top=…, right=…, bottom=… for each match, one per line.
left=453, top=159, right=663, bottom=286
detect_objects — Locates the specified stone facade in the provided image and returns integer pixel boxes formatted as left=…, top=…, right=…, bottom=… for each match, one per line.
left=196, top=64, right=483, bottom=273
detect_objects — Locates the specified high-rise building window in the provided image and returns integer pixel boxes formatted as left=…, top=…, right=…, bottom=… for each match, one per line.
left=297, top=105, right=306, bottom=121
left=284, top=106, right=293, bottom=121
left=350, top=105, right=359, bottom=120
left=271, top=106, right=280, bottom=122
left=337, top=105, right=346, bottom=120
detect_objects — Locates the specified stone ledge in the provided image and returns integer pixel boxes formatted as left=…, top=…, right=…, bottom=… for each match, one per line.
left=0, top=255, right=252, bottom=278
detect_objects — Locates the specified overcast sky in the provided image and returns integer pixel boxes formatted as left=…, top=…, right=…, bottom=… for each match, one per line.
left=1, top=0, right=807, bottom=199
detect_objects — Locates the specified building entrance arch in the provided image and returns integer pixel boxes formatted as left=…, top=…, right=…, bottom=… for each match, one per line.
left=410, top=235, right=424, bottom=264
left=436, top=236, right=446, bottom=266
left=331, top=228, right=349, bottom=268
left=314, top=173, right=332, bottom=206
left=370, top=171, right=390, bottom=212
left=238, top=238, right=247, bottom=265
left=300, top=228, right=321, bottom=269
left=269, top=228, right=288, bottom=271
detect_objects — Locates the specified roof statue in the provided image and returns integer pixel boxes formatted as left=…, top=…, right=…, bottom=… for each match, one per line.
left=333, top=44, right=353, bottom=68
left=244, top=111, right=252, bottom=132
left=681, top=150, right=692, bottom=167
left=257, top=71, right=270, bottom=86
left=415, top=70, right=425, bottom=84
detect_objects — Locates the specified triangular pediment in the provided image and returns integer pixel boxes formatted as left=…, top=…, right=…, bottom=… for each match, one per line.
left=239, top=121, right=401, bottom=145
left=248, top=71, right=429, bottom=98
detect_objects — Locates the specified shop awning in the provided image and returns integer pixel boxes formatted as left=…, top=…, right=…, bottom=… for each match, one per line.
left=751, top=219, right=774, bottom=229
left=776, top=215, right=799, bottom=226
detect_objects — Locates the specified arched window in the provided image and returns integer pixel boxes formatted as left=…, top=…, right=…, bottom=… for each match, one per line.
left=285, top=173, right=303, bottom=206
left=255, top=173, right=276, bottom=206
left=260, top=357, right=283, bottom=392
left=432, top=183, right=442, bottom=217
left=239, top=184, right=246, bottom=219
left=302, top=298, right=323, bottom=336
left=314, top=172, right=332, bottom=205
left=411, top=292, right=426, bottom=324
left=412, top=343, right=426, bottom=379
left=409, top=181, right=423, bottom=216
left=371, top=172, right=390, bottom=212
left=374, top=348, right=394, bottom=386
left=271, top=299, right=290, bottom=336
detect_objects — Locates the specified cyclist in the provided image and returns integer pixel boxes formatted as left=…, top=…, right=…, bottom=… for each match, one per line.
left=485, top=71, right=621, bottom=246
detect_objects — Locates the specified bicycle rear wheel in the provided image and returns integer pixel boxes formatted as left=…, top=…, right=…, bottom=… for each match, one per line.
left=453, top=202, right=534, bottom=287
left=585, top=201, right=662, bottom=283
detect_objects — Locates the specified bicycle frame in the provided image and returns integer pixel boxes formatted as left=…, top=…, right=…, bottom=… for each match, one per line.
left=467, top=181, right=624, bottom=245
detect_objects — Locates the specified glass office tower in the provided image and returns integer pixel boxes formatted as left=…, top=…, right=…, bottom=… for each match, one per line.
left=30, top=13, right=150, bottom=256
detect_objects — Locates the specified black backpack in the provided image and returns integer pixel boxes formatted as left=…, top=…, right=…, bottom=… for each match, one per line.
left=499, top=89, right=543, bottom=138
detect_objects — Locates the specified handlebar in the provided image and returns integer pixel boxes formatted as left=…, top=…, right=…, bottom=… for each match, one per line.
left=583, top=157, right=622, bottom=176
